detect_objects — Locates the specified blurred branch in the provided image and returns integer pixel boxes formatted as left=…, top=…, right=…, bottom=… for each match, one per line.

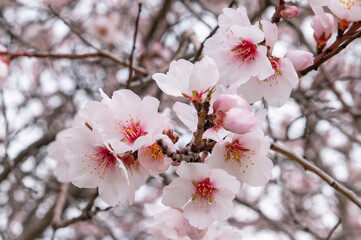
left=235, top=197, right=295, bottom=240
left=271, top=143, right=361, bottom=209
left=271, top=0, right=286, bottom=23
left=326, top=218, right=341, bottom=240
left=299, top=23, right=361, bottom=76
left=0, top=133, right=56, bottom=183
left=126, top=3, right=142, bottom=89
left=52, top=183, right=69, bottom=225
left=48, top=5, right=147, bottom=76
left=52, top=190, right=110, bottom=230
left=192, top=0, right=237, bottom=62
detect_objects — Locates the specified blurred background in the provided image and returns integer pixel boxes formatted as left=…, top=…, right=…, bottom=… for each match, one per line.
left=0, top=0, right=361, bottom=239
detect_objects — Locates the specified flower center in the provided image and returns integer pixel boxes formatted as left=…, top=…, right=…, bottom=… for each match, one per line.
left=144, top=143, right=164, bottom=162
left=340, top=0, right=360, bottom=10
left=224, top=140, right=255, bottom=173
left=260, top=57, right=281, bottom=86
left=82, top=146, right=116, bottom=179
left=228, top=40, right=257, bottom=65
left=117, top=115, right=146, bottom=144
left=191, top=178, right=216, bottom=207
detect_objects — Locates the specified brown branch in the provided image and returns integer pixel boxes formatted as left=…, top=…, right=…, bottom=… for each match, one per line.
left=235, top=197, right=295, bottom=240
left=126, top=3, right=142, bottom=89
left=299, top=22, right=361, bottom=76
left=48, top=5, right=147, bottom=76
left=271, top=0, right=286, bottom=23
left=192, top=0, right=237, bottom=63
left=326, top=218, right=341, bottom=240
left=53, top=190, right=99, bottom=229
left=52, top=183, right=69, bottom=225
left=271, top=143, right=361, bottom=209
left=0, top=133, right=57, bottom=183
left=0, top=51, right=101, bottom=60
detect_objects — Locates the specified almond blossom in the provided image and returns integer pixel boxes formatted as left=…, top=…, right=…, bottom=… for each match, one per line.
left=237, top=56, right=299, bottom=107
left=94, top=89, right=170, bottom=153
left=204, top=10, right=274, bottom=85
left=162, top=162, right=240, bottom=229
left=138, top=135, right=176, bottom=175
left=206, top=131, right=272, bottom=187
left=152, top=56, right=219, bottom=99
left=57, top=126, right=134, bottom=206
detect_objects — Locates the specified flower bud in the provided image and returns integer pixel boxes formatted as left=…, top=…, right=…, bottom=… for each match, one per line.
left=213, top=94, right=250, bottom=113
left=281, top=6, right=299, bottom=19
left=285, top=50, right=314, bottom=71
left=216, top=108, right=255, bottom=134
left=311, top=13, right=335, bottom=42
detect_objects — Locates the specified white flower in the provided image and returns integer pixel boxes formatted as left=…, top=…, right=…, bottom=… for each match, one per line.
left=204, top=24, right=274, bottom=86
left=138, top=135, right=175, bottom=175
left=206, top=132, right=272, bottom=187
left=237, top=57, right=299, bottom=107
left=162, top=162, right=240, bottom=229
left=152, top=56, right=219, bottom=99
left=94, top=89, right=170, bottom=153
left=60, top=127, right=134, bottom=206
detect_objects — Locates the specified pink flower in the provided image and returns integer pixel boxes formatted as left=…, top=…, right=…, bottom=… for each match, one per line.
left=162, top=162, right=240, bottom=229
left=204, top=24, right=274, bottom=86
left=61, top=127, right=134, bottom=206
left=281, top=6, right=299, bottom=19
left=152, top=56, right=219, bottom=99
left=285, top=50, right=314, bottom=71
left=237, top=57, right=299, bottom=107
left=309, top=0, right=361, bottom=22
left=218, top=7, right=251, bottom=28
left=47, top=129, right=72, bottom=183
left=94, top=89, right=170, bottom=153
left=147, top=206, right=207, bottom=240
left=206, top=132, right=272, bottom=186
left=327, top=0, right=361, bottom=22
left=311, top=13, right=336, bottom=43
left=88, top=14, right=120, bottom=43
left=138, top=135, right=175, bottom=175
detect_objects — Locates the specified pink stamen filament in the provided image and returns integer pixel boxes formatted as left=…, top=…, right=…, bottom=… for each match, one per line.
left=191, top=178, right=216, bottom=207
left=229, top=40, right=257, bottom=63
left=83, top=146, right=116, bottom=179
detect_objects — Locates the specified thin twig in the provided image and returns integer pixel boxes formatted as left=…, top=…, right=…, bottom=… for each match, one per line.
left=271, top=143, right=361, bottom=209
left=52, top=183, right=70, bottom=225
left=326, top=218, right=341, bottom=240
left=299, top=23, right=361, bottom=76
left=126, top=3, right=142, bottom=89
left=53, top=190, right=99, bottom=229
left=271, top=0, right=286, bottom=23
left=235, top=197, right=295, bottom=240
left=192, top=0, right=237, bottom=62
left=0, top=51, right=101, bottom=60
left=0, top=133, right=57, bottom=183
left=48, top=5, right=147, bottom=76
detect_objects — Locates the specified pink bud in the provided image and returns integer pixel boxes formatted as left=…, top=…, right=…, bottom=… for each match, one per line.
left=285, top=50, right=314, bottom=71
left=213, top=94, right=250, bottom=113
left=281, top=6, right=299, bottom=19
left=311, top=13, right=335, bottom=40
left=216, top=108, right=255, bottom=134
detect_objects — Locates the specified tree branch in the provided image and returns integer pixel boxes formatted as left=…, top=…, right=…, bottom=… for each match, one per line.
left=271, top=143, right=361, bottom=209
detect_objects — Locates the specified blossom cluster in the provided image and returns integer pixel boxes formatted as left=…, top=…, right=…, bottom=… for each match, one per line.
left=46, top=2, right=360, bottom=239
